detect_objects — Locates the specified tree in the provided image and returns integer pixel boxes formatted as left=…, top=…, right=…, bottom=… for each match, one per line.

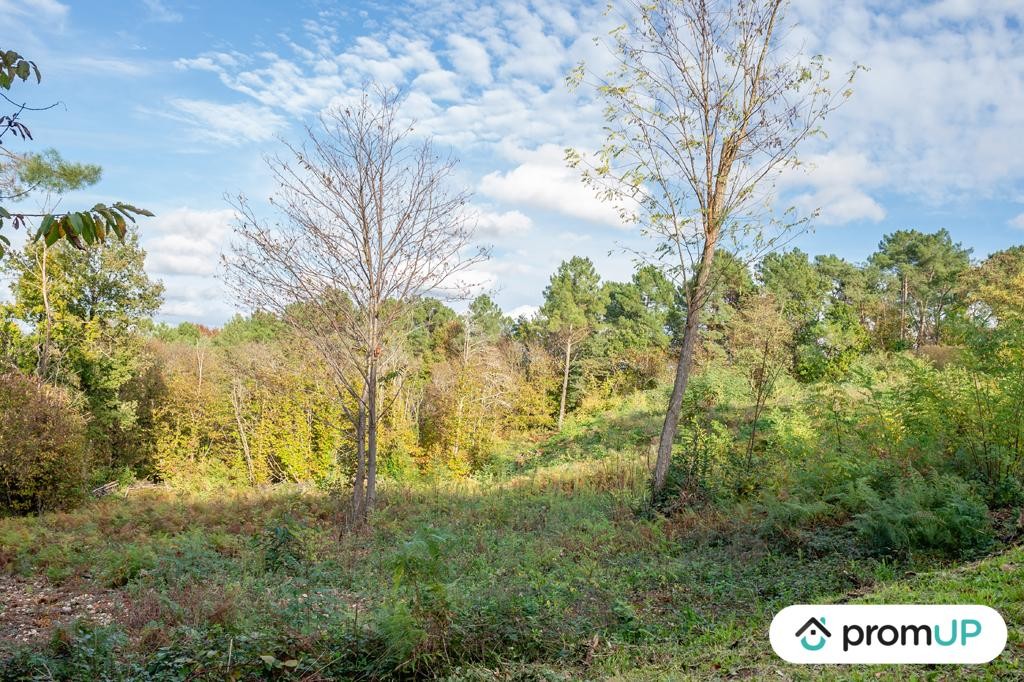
left=758, top=249, right=828, bottom=326
left=795, top=300, right=868, bottom=381
left=727, top=293, right=791, bottom=465
left=569, top=0, right=856, bottom=495
left=4, top=231, right=164, bottom=465
left=0, top=371, right=88, bottom=515
left=445, top=295, right=508, bottom=466
left=962, top=246, right=1024, bottom=325
left=870, top=229, right=971, bottom=348
left=697, top=249, right=756, bottom=349
left=813, top=254, right=886, bottom=342
left=602, top=265, right=676, bottom=353
left=7, top=150, right=103, bottom=377
left=225, top=88, right=485, bottom=523
left=539, top=257, right=607, bottom=429
left=465, top=294, right=507, bottom=340
left=0, top=48, right=150, bottom=255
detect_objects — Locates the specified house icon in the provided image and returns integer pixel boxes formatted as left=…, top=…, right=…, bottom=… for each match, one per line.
left=796, top=617, right=831, bottom=651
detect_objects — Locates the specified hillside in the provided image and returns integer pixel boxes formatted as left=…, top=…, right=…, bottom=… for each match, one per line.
left=0, top=392, right=1019, bottom=680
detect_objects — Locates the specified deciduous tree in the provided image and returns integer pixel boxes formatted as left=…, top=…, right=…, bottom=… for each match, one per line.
left=569, top=0, right=856, bottom=495
left=224, top=88, right=485, bottom=523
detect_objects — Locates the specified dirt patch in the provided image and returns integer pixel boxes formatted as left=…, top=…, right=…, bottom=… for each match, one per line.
left=0, top=575, right=124, bottom=646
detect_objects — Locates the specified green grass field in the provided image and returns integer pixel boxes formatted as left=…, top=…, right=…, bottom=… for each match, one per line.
left=0, top=391, right=1020, bottom=680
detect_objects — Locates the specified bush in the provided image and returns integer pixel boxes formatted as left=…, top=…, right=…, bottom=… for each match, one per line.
left=850, top=474, right=993, bottom=558
left=0, top=371, right=89, bottom=515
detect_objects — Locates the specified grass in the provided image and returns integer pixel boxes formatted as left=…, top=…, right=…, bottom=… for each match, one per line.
left=0, top=389, right=1020, bottom=680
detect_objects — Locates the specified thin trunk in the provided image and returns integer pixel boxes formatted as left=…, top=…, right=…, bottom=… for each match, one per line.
left=558, top=333, right=572, bottom=430
left=915, top=299, right=927, bottom=350
left=452, top=394, right=465, bottom=460
left=899, top=273, right=907, bottom=344
left=365, top=359, right=378, bottom=515
left=453, top=324, right=469, bottom=458
left=230, top=381, right=255, bottom=486
left=746, top=337, right=772, bottom=466
left=652, top=232, right=719, bottom=496
left=38, top=245, right=52, bottom=379
left=351, top=385, right=367, bottom=521
left=933, top=298, right=945, bottom=344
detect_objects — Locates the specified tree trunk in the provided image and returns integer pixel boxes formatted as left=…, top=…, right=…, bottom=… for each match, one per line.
left=38, top=245, right=52, bottom=379
left=652, top=231, right=720, bottom=496
left=746, top=337, right=772, bottom=466
left=351, top=385, right=367, bottom=521
left=230, top=381, right=255, bottom=486
left=899, top=273, right=908, bottom=344
left=365, top=359, right=378, bottom=515
left=915, top=300, right=927, bottom=350
left=652, top=300, right=701, bottom=494
left=557, top=333, right=572, bottom=430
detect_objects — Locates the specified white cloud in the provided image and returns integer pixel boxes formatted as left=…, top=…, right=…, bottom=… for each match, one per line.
left=164, top=99, right=288, bottom=144
left=508, top=304, right=538, bottom=320
left=144, top=207, right=235, bottom=276
left=789, top=1, right=1024, bottom=202
left=781, top=151, right=887, bottom=225
left=473, top=208, right=532, bottom=238
left=162, top=0, right=1024, bottom=322
left=479, top=145, right=624, bottom=228
left=0, top=0, right=67, bottom=22
left=142, top=0, right=181, bottom=23
left=410, top=69, right=461, bottom=101
left=447, top=35, right=492, bottom=85
left=0, top=0, right=68, bottom=39
left=159, top=283, right=235, bottom=322
left=60, top=56, right=150, bottom=76
left=1009, top=212, right=1024, bottom=230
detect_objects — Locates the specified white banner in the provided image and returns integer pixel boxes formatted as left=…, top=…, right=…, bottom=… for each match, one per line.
left=770, top=604, right=1007, bottom=664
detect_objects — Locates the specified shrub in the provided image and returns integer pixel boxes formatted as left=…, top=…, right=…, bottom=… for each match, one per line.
left=0, top=371, right=89, bottom=515
left=850, top=474, right=993, bottom=558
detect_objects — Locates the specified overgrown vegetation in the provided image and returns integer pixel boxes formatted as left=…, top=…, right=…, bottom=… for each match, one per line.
left=1, top=3, right=1022, bottom=677
left=0, top=392, right=1020, bottom=679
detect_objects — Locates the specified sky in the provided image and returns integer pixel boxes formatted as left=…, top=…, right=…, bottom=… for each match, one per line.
left=2, top=0, right=1023, bottom=325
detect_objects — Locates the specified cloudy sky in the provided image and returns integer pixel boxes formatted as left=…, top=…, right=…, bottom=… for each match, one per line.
left=3, top=0, right=1024, bottom=324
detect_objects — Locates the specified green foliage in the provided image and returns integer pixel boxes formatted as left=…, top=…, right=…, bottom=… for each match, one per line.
left=257, top=516, right=310, bottom=573
left=758, top=248, right=828, bottom=324
left=0, top=371, right=89, bottom=515
left=4, top=232, right=164, bottom=465
left=16, top=148, right=102, bottom=194
left=795, top=301, right=869, bottom=381
left=0, top=49, right=40, bottom=90
left=540, top=256, right=607, bottom=336
left=0, top=48, right=151, bottom=256
left=601, top=265, right=676, bottom=354
left=850, top=473, right=993, bottom=558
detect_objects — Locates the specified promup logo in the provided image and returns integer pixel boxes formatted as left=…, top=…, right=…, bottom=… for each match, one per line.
left=770, top=605, right=1006, bottom=664
left=795, top=617, right=831, bottom=651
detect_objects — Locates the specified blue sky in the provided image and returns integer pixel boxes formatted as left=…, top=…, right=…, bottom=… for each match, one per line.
left=3, top=0, right=1024, bottom=324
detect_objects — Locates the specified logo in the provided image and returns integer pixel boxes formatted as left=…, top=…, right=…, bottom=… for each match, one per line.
left=795, top=617, right=831, bottom=651
left=770, top=605, right=1007, bottom=664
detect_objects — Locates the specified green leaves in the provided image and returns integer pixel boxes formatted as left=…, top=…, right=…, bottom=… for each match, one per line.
left=0, top=48, right=40, bottom=90
left=28, top=203, right=154, bottom=252
left=0, top=203, right=152, bottom=256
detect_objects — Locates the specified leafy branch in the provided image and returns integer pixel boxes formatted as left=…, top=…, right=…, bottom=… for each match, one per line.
left=0, top=48, right=151, bottom=256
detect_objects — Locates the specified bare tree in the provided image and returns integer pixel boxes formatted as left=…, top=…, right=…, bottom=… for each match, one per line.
left=224, top=88, right=485, bottom=522
left=569, top=0, right=858, bottom=497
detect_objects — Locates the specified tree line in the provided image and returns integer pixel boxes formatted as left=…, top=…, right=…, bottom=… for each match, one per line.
left=1, top=210, right=1018, bottom=517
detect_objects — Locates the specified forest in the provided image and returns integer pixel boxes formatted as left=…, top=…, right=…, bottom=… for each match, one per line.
left=1, top=0, right=1023, bottom=680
